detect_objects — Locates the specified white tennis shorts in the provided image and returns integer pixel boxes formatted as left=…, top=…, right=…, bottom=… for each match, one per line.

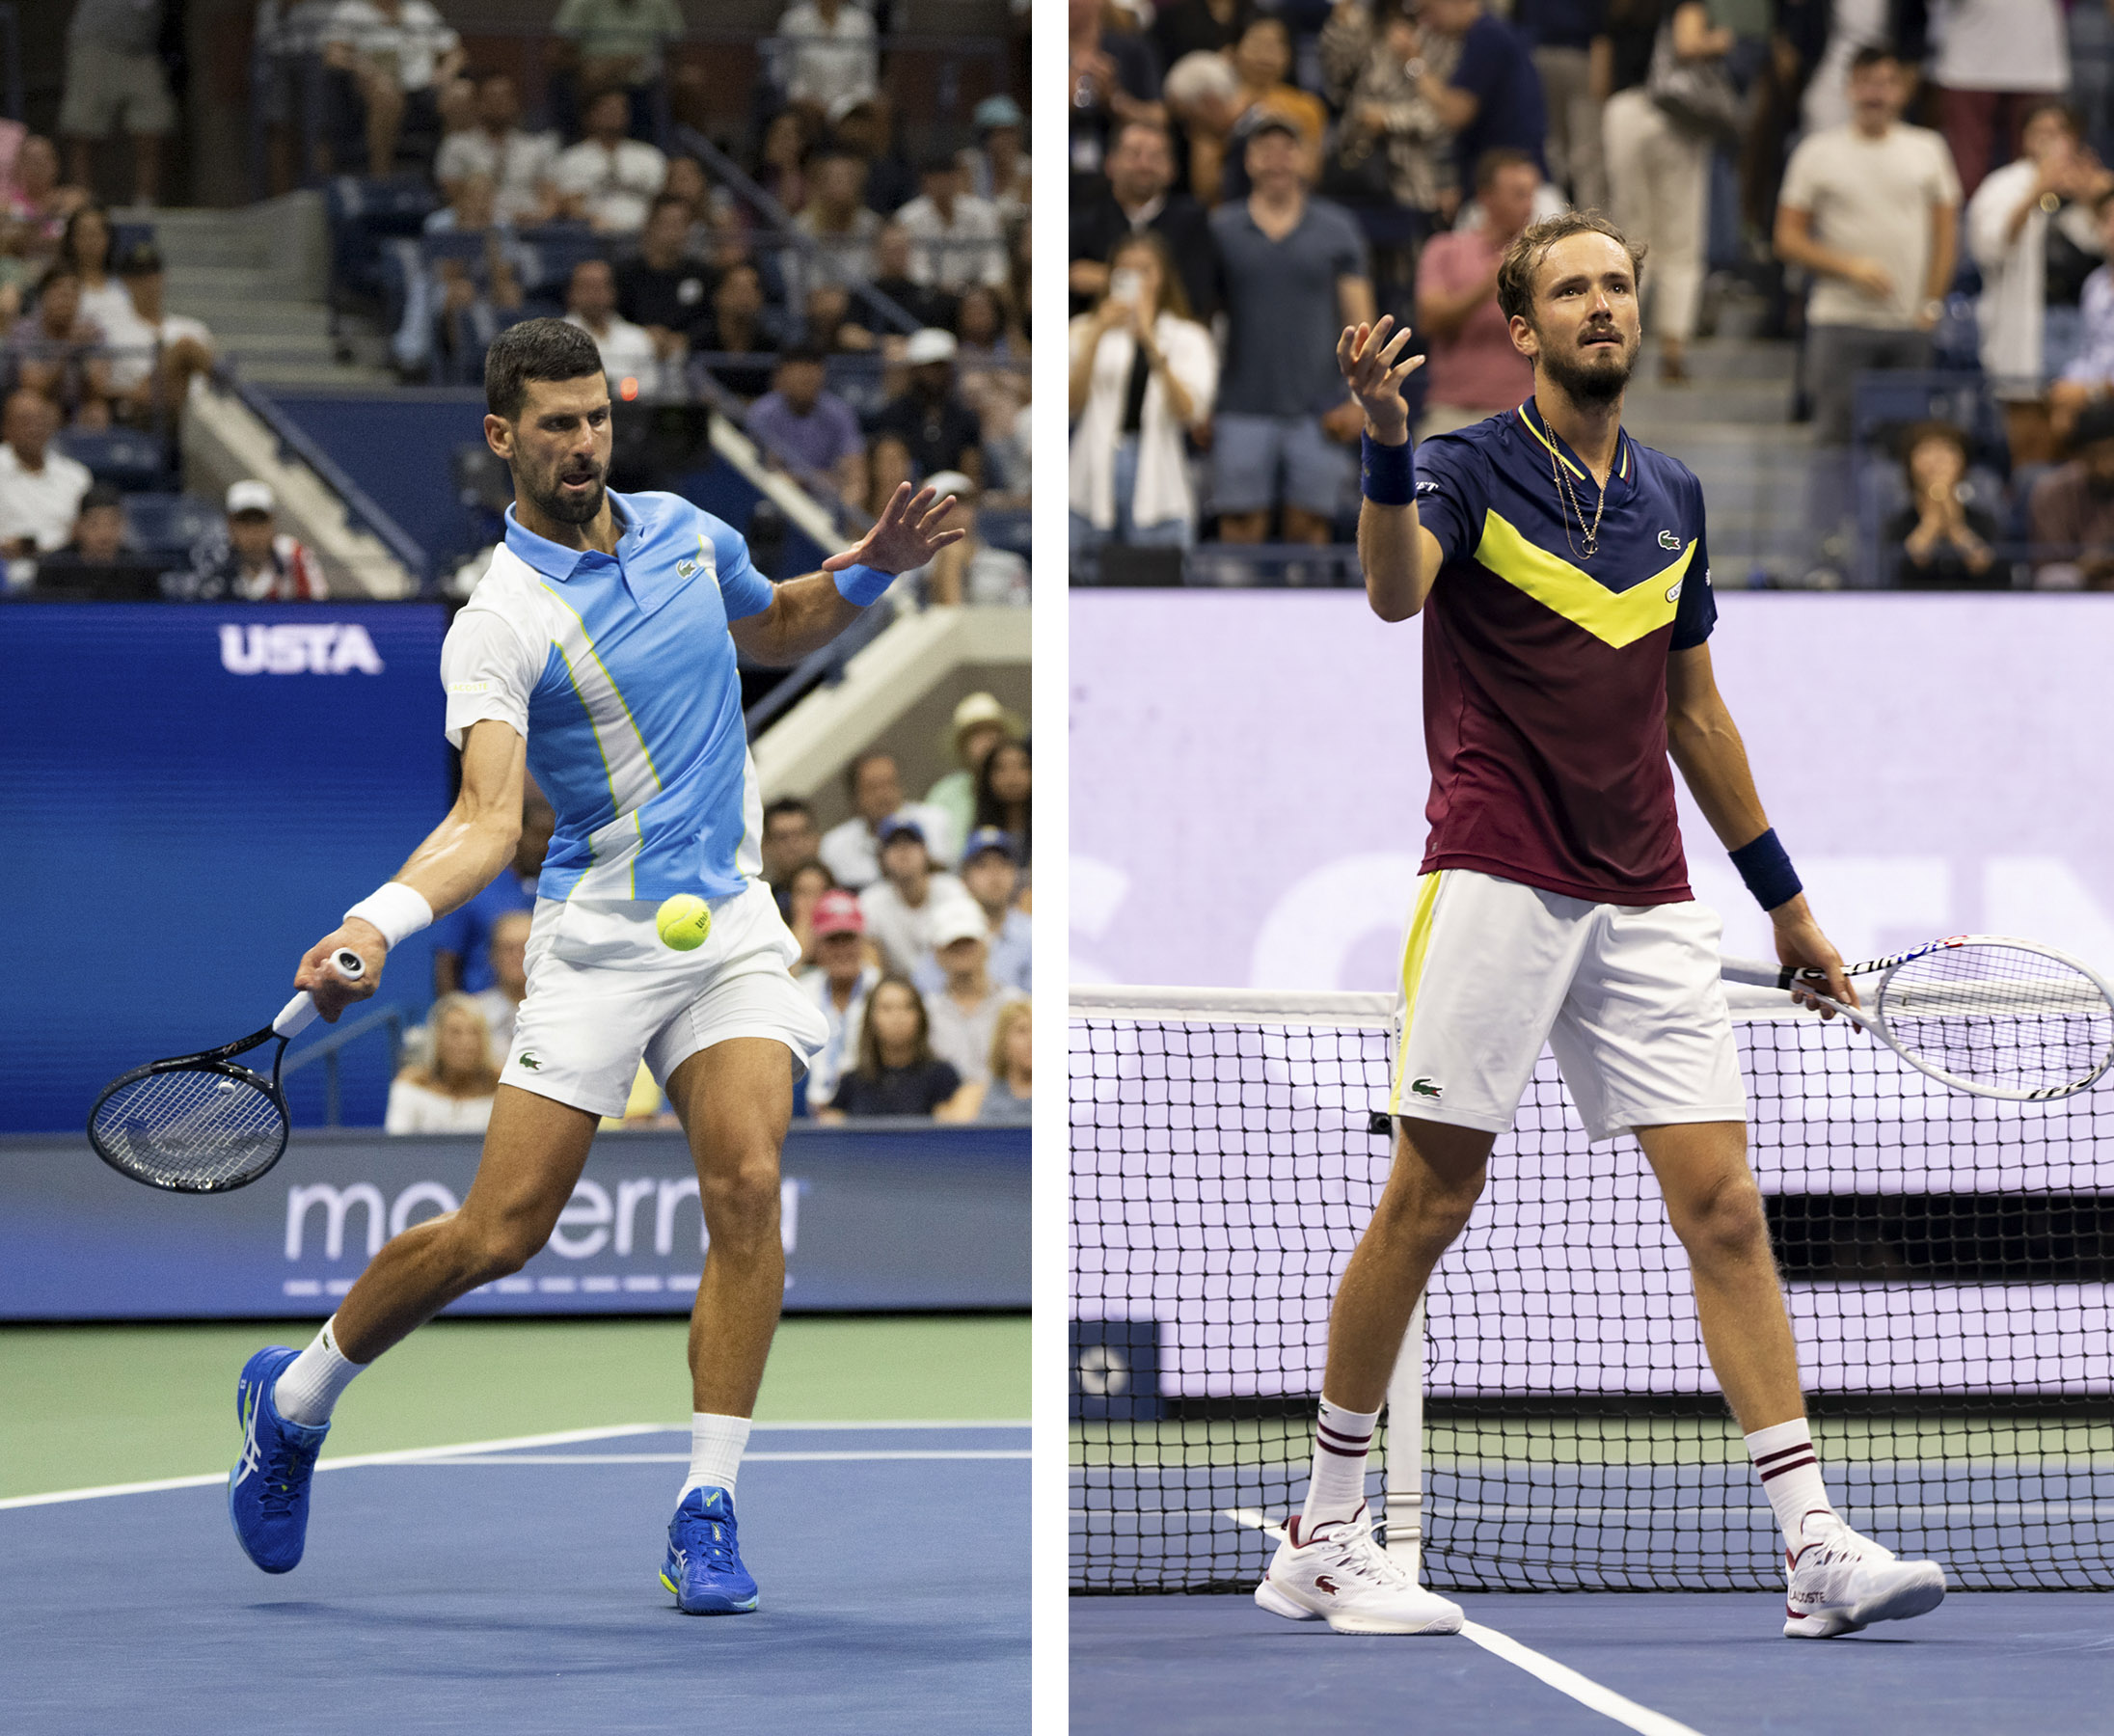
left=1388, top=868, right=1745, bottom=1144
left=503, top=880, right=827, bottom=1120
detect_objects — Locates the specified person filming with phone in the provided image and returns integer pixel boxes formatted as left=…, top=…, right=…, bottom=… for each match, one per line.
left=1068, top=229, right=1218, bottom=578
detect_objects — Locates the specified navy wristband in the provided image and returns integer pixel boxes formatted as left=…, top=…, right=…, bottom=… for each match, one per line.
left=1361, top=430, right=1416, bottom=506
left=833, top=562, right=893, bottom=607
left=1729, top=827, right=1802, bottom=911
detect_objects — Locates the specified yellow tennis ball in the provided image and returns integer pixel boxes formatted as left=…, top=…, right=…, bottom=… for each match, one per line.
left=656, top=894, right=713, bottom=951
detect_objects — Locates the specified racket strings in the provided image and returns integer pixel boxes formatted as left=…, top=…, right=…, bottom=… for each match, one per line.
left=1883, top=945, right=2114, bottom=1096
left=91, top=1065, right=287, bottom=1190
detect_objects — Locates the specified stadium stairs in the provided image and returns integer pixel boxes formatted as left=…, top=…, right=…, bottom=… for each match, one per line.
left=1625, top=318, right=1819, bottom=585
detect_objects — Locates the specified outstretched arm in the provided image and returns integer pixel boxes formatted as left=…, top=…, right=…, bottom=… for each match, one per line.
left=1339, top=315, right=1444, bottom=621
left=729, top=482, right=964, bottom=666
left=1665, top=644, right=1856, bottom=1010
left=295, top=719, right=527, bottom=1020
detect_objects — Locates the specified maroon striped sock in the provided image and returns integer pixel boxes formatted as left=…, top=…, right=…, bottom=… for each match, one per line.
left=1299, top=1397, right=1381, bottom=1533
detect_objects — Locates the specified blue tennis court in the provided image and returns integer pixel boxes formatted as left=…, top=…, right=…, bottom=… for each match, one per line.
left=3, top=1422, right=1027, bottom=1736
left=1071, top=1589, right=2114, bottom=1735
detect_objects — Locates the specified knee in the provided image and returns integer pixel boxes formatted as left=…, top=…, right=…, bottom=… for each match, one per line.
left=700, top=1151, right=781, bottom=1256
left=1374, top=1167, right=1484, bottom=1254
left=1669, top=1171, right=1772, bottom=1268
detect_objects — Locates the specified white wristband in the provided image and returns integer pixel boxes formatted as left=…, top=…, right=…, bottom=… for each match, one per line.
left=343, top=882, right=434, bottom=950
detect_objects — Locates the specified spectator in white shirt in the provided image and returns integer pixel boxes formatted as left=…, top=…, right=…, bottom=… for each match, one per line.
left=920, top=899, right=1026, bottom=1087
left=101, top=240, right=213, bottom=420
left=776, top=0, right=879, bottom=117
left=563, top=257, right=661, bottom=394
left=553, top=88, right=667, bottom=232
left=818, top=749, right=958, bottom=887
left=895, top=155, right=1009, bottom=292
left=856, top=817, right=968, bottom=977
left=385, top=993, right=501, bottom=1133
left=797, top=888, right=881, bottom=1109
left=323, top=0, right=465, bottom=176
left=434, top=72, right=558, bottom=224
left=469, top=908, right=531, bottom=1063
left=0, top=389, right=93, bottom=569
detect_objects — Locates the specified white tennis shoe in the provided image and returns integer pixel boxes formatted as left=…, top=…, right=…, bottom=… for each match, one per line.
left=1255, top=1508, right=1464, bottom=1635
left=1782, top=1510, right=1946, bottom=1639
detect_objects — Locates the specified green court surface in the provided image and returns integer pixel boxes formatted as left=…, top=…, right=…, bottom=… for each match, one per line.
left=1, top=1314, right=1028, bottom=1499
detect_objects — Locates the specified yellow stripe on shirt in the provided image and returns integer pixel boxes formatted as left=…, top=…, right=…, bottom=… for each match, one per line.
left=1473, top=510, right=1696, bottom=649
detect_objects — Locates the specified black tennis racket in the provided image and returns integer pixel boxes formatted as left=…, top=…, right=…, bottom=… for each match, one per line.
left=1722, top=934, right=2114, bottom=1102
left=87, top=950, right=367, bottom=1192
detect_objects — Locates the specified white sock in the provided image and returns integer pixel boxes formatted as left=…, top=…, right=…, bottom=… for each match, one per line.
left=273, top=1316, right=366, bottom=1428
left=1746, top=1418, right=1834, bottom=1551
left=680, top=1412, right=752, bottom=1501
left=1298, top=1397, right=1381, bottom=1534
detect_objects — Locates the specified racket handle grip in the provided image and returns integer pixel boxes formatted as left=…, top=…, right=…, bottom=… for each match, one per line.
left=272, top=950, right=369, bottom=1039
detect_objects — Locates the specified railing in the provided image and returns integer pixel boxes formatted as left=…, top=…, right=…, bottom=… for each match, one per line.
left=283, top=1001, right=407, bottom=1127
left=212, top=364, right=433, bottom=589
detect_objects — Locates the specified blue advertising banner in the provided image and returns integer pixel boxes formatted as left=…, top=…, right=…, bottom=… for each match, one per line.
left=0, top=1123, right=1028, bottom=1317
left=0, top=603, right=452, bottom=1133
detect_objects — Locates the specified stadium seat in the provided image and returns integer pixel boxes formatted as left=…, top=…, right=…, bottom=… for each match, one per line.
left=122, top=492, right=220, bottom=559
left=55, top=429, right=173, bottom=492
left=328, top=175, right=441, bottom=308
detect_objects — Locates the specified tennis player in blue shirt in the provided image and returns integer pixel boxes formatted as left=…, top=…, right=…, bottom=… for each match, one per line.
left=225, top=318, right=963, bottom=1615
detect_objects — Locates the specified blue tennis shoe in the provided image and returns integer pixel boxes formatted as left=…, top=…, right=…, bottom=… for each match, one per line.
left=228, top=1345, right=329, bottom=1573
left=661, top=1487, right=759, bottom=1614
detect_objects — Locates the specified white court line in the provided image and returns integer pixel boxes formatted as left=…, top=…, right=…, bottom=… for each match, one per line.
left=1218, top=1507, right=1708, bottom=1736
left=1458, top=1623, right=1708, bottom=1736
left=420, top=1451, right=1031, bottom=1465
left=0, top=1421, right=1026, bottom=1509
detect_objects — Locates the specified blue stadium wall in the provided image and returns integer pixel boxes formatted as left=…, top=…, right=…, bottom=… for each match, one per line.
left=0, top=603, right=451, bottom=1134
left=259, top=390, right=827, bottom=581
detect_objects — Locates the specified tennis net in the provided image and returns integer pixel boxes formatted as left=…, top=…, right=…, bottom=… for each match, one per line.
left=1070, top=985, right=2114, bottom=1593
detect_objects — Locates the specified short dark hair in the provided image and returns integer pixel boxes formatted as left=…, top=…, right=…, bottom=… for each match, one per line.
left=1475, top=147, right=1538, bottom=194
left=80, top=482, right=123, bottom=514
left=1849, top=43, right=1900, bottom=73
left=2021, top=98, right=2084, bottom=141
left=845, top=748, right=895, bottom=797
left=1898, top=420, right=1969, bottom=489
left=483, top=317, right=606, bottom=419
left=763, top=796, right=814, bottom=828
left=1497, top=210, right=1647, bottom=326
left=1109, top=118, right=1173, bottom=158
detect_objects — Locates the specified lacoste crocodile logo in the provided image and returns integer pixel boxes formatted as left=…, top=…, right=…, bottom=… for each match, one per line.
left=517, top=1052, right=542, bottom=1071
left=1658, top=529, right=1681, bottom=550
left=1409, top=1076, right=1443, bottom=1099
left=1314, top=1575, right=1340, bottom=1595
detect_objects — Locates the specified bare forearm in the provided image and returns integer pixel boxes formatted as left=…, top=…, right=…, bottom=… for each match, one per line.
left=1361, top=497, right=1433, bottom=620
left=736, top=571, right=866, bottom=665
left=1667, top=702, right=1769, bottom=851
left=389, top=808, right=520, bottom=924
left=1773, top=211, right=1861, bottom=282
left=1416, top=281, right=1492, bottom=339
left=1925, top=204, right=1958, bottom=303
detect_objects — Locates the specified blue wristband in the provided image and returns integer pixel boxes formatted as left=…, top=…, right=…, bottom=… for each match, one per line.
left=832, top=562, right=893, bottom=607
left=1729, top=827, right=1802, bottom=911
left=1361, top=430, right=1416, bottom=505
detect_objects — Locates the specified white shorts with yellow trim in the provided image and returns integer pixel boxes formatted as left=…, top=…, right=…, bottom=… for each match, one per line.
left=1389, top=868, right=1744, bottom=1144
left=502, top=880, right=827, bottom=1120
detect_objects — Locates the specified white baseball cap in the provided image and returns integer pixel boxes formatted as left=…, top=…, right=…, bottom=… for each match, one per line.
left=226, top=480, right=275, bottom=516
left=904, top=328, right=958, bottom=366
left=929, top=899, right=988, bottom=949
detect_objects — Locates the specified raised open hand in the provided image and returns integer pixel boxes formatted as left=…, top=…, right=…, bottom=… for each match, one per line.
left=1337, top=315, right=1424, bottom=439
left=823, top=481, right=967, bottom=578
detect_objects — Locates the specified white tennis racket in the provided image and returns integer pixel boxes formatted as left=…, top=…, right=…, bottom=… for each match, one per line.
left=1721, top=935, right=2114, bottom=1102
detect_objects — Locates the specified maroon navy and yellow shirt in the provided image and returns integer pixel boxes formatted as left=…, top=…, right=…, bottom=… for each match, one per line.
left=1409, top=402, right=1718, bottom=906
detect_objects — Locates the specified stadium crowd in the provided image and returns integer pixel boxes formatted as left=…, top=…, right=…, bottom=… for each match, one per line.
left=1068, top=0, right=2114, bottom=587
left=388, top=688, right=1034, bottom=1133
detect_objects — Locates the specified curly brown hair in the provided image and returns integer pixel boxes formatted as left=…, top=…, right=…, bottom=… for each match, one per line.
left=1496, top=211, right=1648, bottom=329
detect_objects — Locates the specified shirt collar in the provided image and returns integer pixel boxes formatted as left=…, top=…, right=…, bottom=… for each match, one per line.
left=503, top=493, right=684, bottom=613
left=1515, top=398, right=1632, bottom=494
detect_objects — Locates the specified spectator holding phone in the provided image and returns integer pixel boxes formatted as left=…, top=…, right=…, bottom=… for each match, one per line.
left=1070, top=229, right=1217, bottom=574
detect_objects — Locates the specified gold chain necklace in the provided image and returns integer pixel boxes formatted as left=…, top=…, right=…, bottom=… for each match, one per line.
left=1546, top=422, right=1610, bottom=561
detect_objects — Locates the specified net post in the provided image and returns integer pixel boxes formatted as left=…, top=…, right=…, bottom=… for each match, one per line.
left=1383, top=1296, right=1425, bottom=1580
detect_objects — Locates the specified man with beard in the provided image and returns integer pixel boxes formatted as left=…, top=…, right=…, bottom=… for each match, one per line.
left=222, top=317, right=962, bottom=1616
left=1256, top=213, right=1948, bottom=1642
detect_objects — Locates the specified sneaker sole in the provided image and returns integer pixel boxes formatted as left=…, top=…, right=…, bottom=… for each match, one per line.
left=659, top=1570, right=759, bottom=1615
left=1784, top=1564, right=1946, bottom=1639
left=1255, top=1577, right=1461, bottom=1635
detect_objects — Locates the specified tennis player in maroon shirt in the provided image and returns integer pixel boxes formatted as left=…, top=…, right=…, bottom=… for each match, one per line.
left=1255, top=211, right=1948, bottom=1641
